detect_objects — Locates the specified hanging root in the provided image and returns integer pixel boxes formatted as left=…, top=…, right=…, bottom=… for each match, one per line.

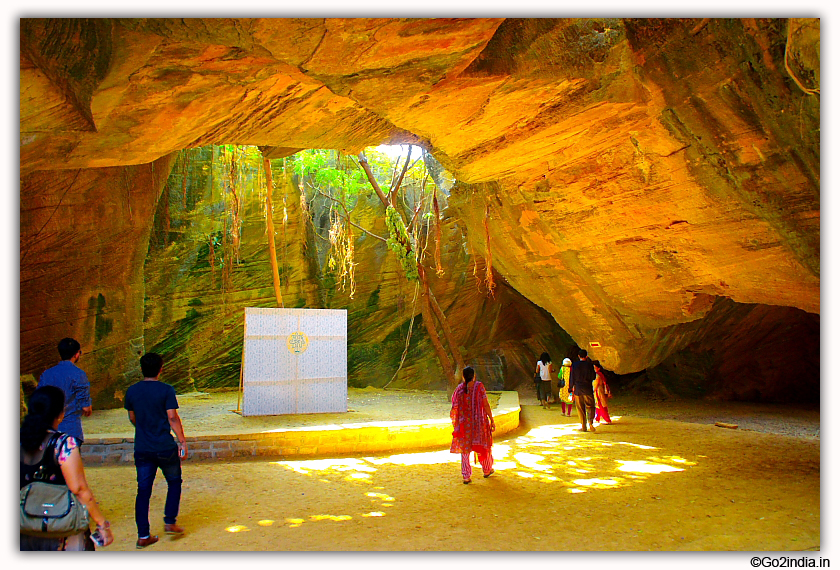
left=328, top=209, right=357, bottom=298
left=483, top=202, right=496, bottom=299
left=433, top=187, right=444, bottom=275
left=385, top=205, right=419, bottom=281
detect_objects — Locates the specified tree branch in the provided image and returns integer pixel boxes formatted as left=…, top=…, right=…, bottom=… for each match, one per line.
left=389, top=145, right=413, bottom=205
left=357, top=153, right=391, bottom=207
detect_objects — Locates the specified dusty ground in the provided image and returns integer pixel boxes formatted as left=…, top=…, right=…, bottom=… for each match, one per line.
left=74, top=387, right=820, bottom=553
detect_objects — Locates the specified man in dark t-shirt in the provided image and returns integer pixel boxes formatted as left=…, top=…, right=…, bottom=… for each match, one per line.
left=125, top=353, right=188, bottom=549
left=568, top=349, right=597, bottom=432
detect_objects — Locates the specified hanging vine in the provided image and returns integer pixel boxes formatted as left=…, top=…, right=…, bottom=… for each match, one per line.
left=385, top=204, right=419, bottom=281
left=483, top=202, right=496, bottom=299
left=433, top=185, right=444, bottom=275
left=327, top=207, right=357, bottom=298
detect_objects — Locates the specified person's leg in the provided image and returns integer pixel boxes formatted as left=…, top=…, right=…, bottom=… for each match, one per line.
left=134, top=452, right=158, bottom=538
left=575, top=396, right=587, bottom=430
left=478, top=448, right=494, bottom=476
left=560, top=402, right=566, bottom=414
left=601, top=406, right=611, bottom=423
left=460, top=452, right=472, bottom=481
left=157, top=448, right=183, bottom=527
left=585, top=395, right=597, bottom=430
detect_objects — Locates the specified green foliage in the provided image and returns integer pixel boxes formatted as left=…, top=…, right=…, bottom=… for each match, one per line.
left=292, top=146, right=439, bottom=284
left=385, top=205, right=419, bottom=281
left=292, top=149, right=370, bottom=202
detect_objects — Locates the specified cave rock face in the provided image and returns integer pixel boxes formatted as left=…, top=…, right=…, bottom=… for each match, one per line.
left=20, top=18, right=819, bottom=402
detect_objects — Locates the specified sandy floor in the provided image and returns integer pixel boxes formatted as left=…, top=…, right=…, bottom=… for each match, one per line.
left=79, top=389, right=820, bottom=553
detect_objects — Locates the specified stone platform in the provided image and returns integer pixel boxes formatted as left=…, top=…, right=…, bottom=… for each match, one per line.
left=80, top=388, right=520, bottom=464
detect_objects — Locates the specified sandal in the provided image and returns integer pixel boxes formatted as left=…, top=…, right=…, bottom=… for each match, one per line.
left=483, top=469, right=495, bottom=478
left=463, top=478, right=471, bottom=484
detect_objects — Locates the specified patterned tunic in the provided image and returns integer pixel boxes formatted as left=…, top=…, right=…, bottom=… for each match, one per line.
left=450, top=380, right=493, bottom=455
left=559, top=364, right=573, bottom=403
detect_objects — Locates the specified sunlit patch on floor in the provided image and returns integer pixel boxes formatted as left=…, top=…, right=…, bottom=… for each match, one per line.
left=362, top=512, right=385, bottom=517
left=568, top=488, right=586, bottom=493
left=367, top=492, right=395, bottom=501
left=616, top=460, right=684, bottom=474
left=310, top=514, right=352, bottom=522
left=286, top=518, right=305, bottom=528
left=492, top=444, right=512, bottom=460
left=272, top=458, right=377, bottom=475
left=226, top=525, right=249, bottom=533
left=573, top=478, right=619, bottom=488
left=663, top=455, right=695, bottom=465
left=346, top=473, right=371, bottom=480
left=257, top=520, right=274, bottom=527
left=365, top=449, right=455, bottom=466
left=515, top=471, right=535, bottom=478
left=615, top=441, right=657, bottom=450
left=514, top=452, right=553, bottom=472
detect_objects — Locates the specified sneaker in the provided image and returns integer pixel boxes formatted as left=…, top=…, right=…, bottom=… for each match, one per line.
left=164, top=523, right=185, bottom=535
left=136, top=535, right=159, bottom=549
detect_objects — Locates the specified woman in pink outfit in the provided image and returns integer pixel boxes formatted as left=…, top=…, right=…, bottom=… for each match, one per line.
left=450, top=367, right=496, bottom=484
left=592, top=361, right=612, bottom=425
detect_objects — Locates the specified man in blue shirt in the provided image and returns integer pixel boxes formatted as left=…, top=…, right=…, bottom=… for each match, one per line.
left=37, top=337, right=92, bottom=444
left=125, top=352, right=188, bottom=549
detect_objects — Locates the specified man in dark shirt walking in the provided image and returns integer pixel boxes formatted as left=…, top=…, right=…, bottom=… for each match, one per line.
left=125, top=352, right=188, bottom=548
left=38, top=337, right=92, bottom=444
left=568, top=349, right=597, bottom=432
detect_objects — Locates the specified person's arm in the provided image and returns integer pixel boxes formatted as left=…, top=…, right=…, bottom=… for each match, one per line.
left=168, top=409, right=188, bottom=459
left=76, top=372, right=93, bottom=416
left=127, top=410, right=136, bottom=426
left=59, top=443, right=114, bottom=546
left=481, top=388, right=496, bottom=432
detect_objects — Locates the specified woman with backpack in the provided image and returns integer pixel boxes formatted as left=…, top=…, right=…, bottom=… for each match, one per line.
left=20, top=385, right=114, bottom=550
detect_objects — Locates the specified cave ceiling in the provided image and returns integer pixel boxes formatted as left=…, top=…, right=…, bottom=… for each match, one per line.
left=20, top=17, right=819, bottom=376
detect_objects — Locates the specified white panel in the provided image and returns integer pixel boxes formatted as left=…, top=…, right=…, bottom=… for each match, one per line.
left=241, top=308, right=347, bottom=416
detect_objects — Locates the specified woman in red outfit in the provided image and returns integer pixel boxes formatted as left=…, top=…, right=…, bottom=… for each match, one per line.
left=592, top=361, right=612, bottom=425
left=450, top=367, right=496, bottom=484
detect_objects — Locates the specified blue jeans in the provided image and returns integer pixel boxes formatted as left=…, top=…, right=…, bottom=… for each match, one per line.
left=134, top=448, right=182, bottom=538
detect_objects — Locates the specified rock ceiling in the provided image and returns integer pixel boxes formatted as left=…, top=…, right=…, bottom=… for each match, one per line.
left=20, top=18, right=819, bottom=388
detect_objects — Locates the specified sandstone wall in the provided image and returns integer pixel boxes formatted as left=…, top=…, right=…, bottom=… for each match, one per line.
left=19, top=18, right=820, bottom=404
left=20, top=155, right=176, bottom=406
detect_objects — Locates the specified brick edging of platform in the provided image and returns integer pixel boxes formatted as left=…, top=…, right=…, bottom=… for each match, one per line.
left=81, top=391, right=520, bottom=464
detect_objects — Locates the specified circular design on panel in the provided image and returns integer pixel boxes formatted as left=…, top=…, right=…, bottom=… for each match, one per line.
left=287, top=331, right=309, bottom=354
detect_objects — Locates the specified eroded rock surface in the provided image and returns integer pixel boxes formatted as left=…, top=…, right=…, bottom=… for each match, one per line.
left=20, top=18, right=819, bottom=404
